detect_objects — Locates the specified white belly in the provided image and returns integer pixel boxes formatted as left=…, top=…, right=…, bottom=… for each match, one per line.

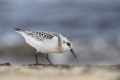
left=20, top=33, right=60, bottom=53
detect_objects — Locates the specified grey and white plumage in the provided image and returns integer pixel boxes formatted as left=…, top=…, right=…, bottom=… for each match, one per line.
left=14, top=28, right=76, bottom=65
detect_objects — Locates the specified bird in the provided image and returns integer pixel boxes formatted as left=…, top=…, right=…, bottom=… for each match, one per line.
left=14, top=28, right=77, bottom=65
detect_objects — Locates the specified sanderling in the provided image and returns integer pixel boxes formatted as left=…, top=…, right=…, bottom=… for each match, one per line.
left=14, top=28, right=77, bottom=65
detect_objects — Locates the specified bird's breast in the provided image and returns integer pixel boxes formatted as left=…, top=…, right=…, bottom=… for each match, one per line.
left=38, top=39, right=62, bottom=53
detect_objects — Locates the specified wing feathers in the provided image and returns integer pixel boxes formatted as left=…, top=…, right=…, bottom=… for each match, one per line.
left=14, top=28, right=59, bottom=41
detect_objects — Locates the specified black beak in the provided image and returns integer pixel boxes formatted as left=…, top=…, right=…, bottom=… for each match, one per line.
left=70, top=49, right=77, bottom=58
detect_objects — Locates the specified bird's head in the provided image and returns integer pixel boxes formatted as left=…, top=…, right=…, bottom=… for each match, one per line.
left=62, top=37, right=77, bottom=58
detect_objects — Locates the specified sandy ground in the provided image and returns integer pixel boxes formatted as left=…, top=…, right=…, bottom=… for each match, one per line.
left=0, top=65, right=120, bottom=80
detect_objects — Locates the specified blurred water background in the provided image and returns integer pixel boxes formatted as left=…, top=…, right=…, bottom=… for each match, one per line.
left=0, top=0, right=120, bottom=65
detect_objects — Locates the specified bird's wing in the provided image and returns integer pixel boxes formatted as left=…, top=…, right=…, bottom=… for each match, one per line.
left=25, top=31, right=60, bottom=41
left=14, top=28, right=59, bottom=41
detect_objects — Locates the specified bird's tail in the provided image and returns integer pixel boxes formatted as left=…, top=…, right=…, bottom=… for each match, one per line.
left=13, top=28, right=25, bottom=32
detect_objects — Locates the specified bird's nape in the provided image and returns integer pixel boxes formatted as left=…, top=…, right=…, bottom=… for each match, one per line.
left=70, top=49, right=77, bottom=58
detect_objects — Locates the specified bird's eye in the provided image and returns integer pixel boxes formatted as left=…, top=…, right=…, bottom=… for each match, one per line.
left=67, top=42, right=70, bottom=46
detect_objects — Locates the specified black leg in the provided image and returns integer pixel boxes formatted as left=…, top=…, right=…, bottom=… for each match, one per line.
left=35, top=53, right=38, bottom=65
left=46, top=53, right=52, bottom=64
